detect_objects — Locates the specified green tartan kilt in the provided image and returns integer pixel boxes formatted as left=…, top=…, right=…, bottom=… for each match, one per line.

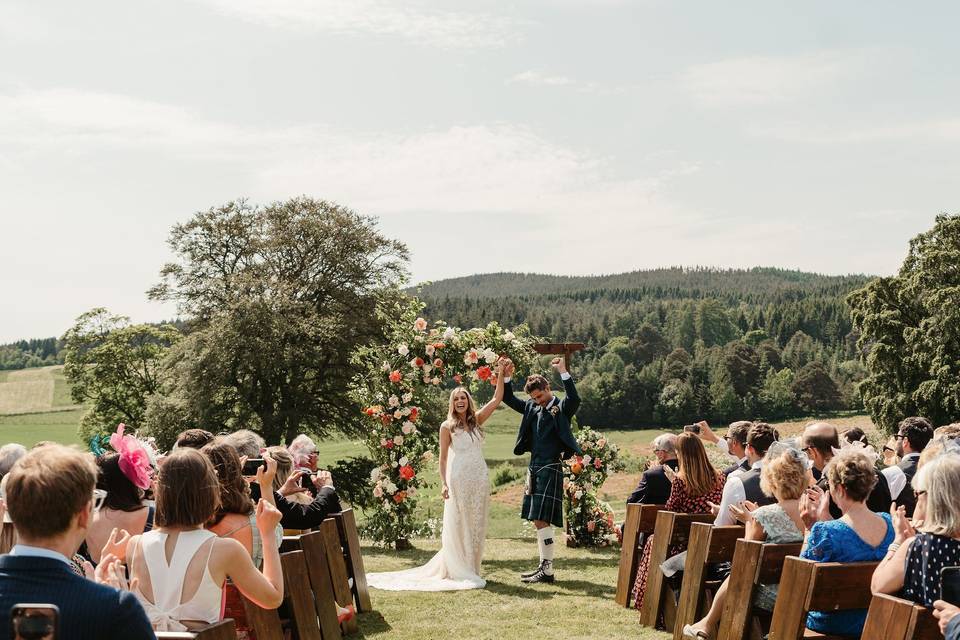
left=521, top=462, right=564, bottom=528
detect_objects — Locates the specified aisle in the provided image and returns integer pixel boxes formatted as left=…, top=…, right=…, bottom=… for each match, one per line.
left=358, top=537, right=671, bottom=640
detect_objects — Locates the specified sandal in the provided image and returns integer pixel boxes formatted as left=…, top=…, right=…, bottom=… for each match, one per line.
left=681, top=624, right=711, bottom=640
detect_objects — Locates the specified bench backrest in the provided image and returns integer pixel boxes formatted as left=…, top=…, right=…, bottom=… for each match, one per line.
left=332, top=508, right=372, bottom=613
left=672, top=524, right=744, bottom=640
left=615, top=503, right=665, bottom=607
left=155, top=619, right=237, bottom=640
left=281, top=550, right=323, bottom=640
left=716, top=540, right=802, bottom=640
left=861, top=593, right=941, bottom=640
left=300, top=530, right=346, bottom=639
left=768, top=557, right=878, bottom=640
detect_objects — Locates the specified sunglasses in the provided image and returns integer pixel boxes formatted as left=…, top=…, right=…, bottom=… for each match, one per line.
left=914, top=489, right=927, bottom=499
left=92, top=489, right=107, bottom=513
left=883, top=446, right=896, bottom=454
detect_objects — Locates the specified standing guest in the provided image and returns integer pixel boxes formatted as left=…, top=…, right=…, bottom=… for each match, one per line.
left=224, top=429, right=266, bottom=459
left=174, top=429, right=215, bottom=450
left=710, top=422, right=779, bottom=526
left=798, top=447, right=894, bottom=636
left=802, top=422, right=892, bottom=518
left=266, top=446, right=311, bottom=505
left=288, top=434, right=319, bottom=474
left=894, top=416, right=934, bottom=517
left=694, top=421, right=751, bottom=477
left=871, top=453, right=960, bottom=605
left=633, top=433, right=725, bottom=615
left=125, top=448, right=284, bottom=632
left=0, top=443, right=26, bottom=479
left=627, top=434, right=679, bottom=505
left=681, top=443, right=807, bottom=639
left=0, top=444, right=154, bottom=640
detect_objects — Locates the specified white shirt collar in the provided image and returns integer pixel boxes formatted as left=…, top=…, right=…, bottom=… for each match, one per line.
left=903, top=452, right=921, bottom=460
left=9, top=544, right=71, bottom=565
left=750, top=460, right=762, bottom=470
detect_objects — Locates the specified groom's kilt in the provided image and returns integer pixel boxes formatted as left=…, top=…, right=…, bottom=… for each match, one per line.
left=522, top=462, right=564, bottom=528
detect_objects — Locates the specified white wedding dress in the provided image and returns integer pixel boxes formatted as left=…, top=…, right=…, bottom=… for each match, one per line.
left=367, top=422, right=490, bottom=591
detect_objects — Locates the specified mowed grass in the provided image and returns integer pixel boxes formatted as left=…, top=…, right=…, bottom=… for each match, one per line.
left=0, top=365, right=79, bottom=415
left=359, top=537, right=669, bottom=640
left=0, top=408, right=85, bottom=447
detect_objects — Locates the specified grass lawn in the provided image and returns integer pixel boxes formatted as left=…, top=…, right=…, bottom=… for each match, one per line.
left=359, top=537, right=669, bottom=640
left=0, top=408, right=85, bottom=447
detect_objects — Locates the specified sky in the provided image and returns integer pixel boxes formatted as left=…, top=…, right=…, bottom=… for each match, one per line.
left=1, top=1, right=958, bottom=342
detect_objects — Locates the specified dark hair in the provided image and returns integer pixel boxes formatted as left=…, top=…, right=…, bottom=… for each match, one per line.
left=6, top=444, right=96, bottom=539
left=202, top=438, right=254, bottom=525
left=155, top=448, right=220, bottom=528
left=898, top=416, right=934, bottom=453
left=841, top=427, right=869, bottom=446
left=524, top=375, right=550, bottom=394
left=746, top=422, right=779, bottom=457
left=96, top=453, right=145, bottom=512
left=175, top=429, right=215, bottom=450
left=726, top=421, right=751, bottom=446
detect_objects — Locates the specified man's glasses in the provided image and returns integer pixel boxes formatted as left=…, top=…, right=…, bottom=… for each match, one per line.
left=93, top=489, right=107, bottom=512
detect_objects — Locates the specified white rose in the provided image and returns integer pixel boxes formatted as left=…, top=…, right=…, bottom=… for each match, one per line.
left=483, top=349, right=498, bottom=364
left=574, top=490, right=583, bottom=499
left=414, top=335, right=425, bottom=343
left=583, top=455, right=592, bottom=464
left=397, top=344, right=409, bottom=356
left=393, top=410, right=402, bottom=419
left=384, top=481, right=398, bottom=494
left=373, top=485, right=384, bottom=498
left=402, top=421, right=415, bottom=434
left=388, top=395, right=399, bottom=407
left=370, top=468, right=382, bottom=481
left=394, top=435, right=404, bottom=446
left=399, top=456, right=409, bottom=466
left=422, top=451, right=434, bottom=461
left=402, top=392, right=413, bottom=403
left=401, top=406, right=411, bottom=416
left=414, top=317, right=428, bottom=331
left=504, top=331, right=515, bottom=341
left=443, top=327, right=456, bottom=340
left=431, top=377, right=441, bottom=385
left=425, top=344, right=435, bottom=357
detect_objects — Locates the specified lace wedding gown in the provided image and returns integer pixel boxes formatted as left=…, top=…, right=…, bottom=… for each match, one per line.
left=367, top=422, right=490, bottom=591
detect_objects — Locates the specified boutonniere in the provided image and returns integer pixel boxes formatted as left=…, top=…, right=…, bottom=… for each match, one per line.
left=549, top=405, right=561, bottom=417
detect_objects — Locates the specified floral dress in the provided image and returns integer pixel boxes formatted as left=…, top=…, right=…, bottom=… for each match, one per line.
left=633, top=474, right=726, bottom=614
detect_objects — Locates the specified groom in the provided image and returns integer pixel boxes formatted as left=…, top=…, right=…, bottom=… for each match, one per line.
left=503, top=357, right=582, bottom=584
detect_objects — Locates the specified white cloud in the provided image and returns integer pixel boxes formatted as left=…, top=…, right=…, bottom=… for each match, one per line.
left=681, top=50, right=871, bottom=108
left=191, top=0, right=520, bottom=49
left=748, top=118, right=960, bottom=144
left=507, top=70, right=575, bottom=87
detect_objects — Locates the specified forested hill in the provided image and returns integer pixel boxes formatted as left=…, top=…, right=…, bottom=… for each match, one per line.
left=418, top=267, right=877, bottom=427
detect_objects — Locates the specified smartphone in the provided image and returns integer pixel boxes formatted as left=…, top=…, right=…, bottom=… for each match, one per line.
left=683, top=424, right=701, bottom=434
left=942, top=566, right=960, bottom=606
left=242, top=458, right=266, bottom=476
left=11, top=604, right=58, bottom=640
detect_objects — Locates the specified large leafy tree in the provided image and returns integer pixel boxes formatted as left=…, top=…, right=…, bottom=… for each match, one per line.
left=62, top=308, right=180, bottom=443
left=147, top=197, right=409, bottom=444
left=848, top=213, right=960, bottom=432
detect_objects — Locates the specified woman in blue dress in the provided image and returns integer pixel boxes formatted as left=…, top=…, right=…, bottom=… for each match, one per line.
left=799, top=445, right=894, bottom=636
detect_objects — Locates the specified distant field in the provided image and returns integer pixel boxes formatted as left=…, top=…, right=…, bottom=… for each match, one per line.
left=0, top=366, right=78, bottom=415
left=0, top=408, right=85, bottom=447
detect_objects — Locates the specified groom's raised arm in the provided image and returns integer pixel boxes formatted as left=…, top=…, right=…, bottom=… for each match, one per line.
left=502, top=377, right=527, bottom=414
left=560, top=373, right=581, bottom=418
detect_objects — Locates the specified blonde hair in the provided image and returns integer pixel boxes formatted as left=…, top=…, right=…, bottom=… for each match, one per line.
left=913, top=453, right=960, bottom=537
left=447, top=387, right=482, bottom=439
left=761, top=449, right=807, bottom=501
left=675, top=432, right=721, bottom=498
left=824, top=447, right=877, bottom=502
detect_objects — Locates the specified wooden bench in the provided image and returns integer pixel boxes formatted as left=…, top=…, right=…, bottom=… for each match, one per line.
left=155, top=620, right=237, bottom=640
left=639, top=511, right=715, bottom=630
left=281, top=550, right=324, bottom=640
left=332, top=509, right=372, bottom=613
left=861, top=593, right=941, bottom=640
left=672, top=523, right=745, bottom=640
left=301, top=526, right=350, bottom=639
left=767, top=557, right=878, bottom=640
left=716, top=540, right=802, bottom=640
left=615, top=503, right=665, bottom=607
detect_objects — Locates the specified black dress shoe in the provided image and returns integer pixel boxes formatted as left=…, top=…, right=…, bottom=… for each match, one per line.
left=521, top=567, right=555, bottom=584
left=520, top=566, right=542, bottom=578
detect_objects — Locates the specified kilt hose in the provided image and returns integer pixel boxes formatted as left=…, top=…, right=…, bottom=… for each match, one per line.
left=522, top=462, right=564, bottom=528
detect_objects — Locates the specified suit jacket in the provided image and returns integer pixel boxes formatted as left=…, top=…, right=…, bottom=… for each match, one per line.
left=627, top=458, right=679, bottom=505
left=819, top=467, right=893, bottom=519
left=0, top=555, right=154, bottom=640
left=250, top=484, right=342, bottom=530
left=894, top=453, right=920, bottom=517
left=739, top=467, right=777, bottom=507
left=505, top=376, right=582, bottom=461
left=722, top=458, right=750, bottom=477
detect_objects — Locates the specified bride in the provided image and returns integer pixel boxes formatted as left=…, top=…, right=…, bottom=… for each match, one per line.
left=367, top=359, right=506, bottom=591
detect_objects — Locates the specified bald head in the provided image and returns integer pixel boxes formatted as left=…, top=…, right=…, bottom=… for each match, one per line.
left=803, top=422, right=840, bottom=470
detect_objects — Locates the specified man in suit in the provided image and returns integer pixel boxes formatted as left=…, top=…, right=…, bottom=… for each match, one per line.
left=711, top=422, right=779, bottom=525
left=627, top=434, right=678, bottom=505
left=693, top=420, right=751, bottom=477
left=504, top=357, right=582, bottom=584
left=0, top=444, right=154, bottom=640
left=894, top=416, right=934, bottom=517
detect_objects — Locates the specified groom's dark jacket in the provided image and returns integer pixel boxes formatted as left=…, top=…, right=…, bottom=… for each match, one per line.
left=505, top=375, right=582, bottom=463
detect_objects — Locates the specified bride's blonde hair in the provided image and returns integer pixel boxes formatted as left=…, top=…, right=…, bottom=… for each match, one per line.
left=446, top=387, right=482, bottom=439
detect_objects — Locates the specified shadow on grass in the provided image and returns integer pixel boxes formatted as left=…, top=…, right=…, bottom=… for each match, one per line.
left=355, top=611, right=393, bottom=638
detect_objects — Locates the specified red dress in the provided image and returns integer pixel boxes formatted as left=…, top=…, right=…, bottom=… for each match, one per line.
left=633, top=474, right=725, bottom=614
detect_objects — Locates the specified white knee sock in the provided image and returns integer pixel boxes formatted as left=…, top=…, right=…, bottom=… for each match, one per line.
left=537, top=527, right=555, bottom=574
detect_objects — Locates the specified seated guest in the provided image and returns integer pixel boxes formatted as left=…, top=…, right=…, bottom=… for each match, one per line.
left=85, top=452, right=154, bottom=564
left=871, top=452, right=960, bottom=605
left=693, top=421, right=751, bottom=476
left=803, top=422, right=892, bottom=518
left=882, top=435, right=900, bottom=467
left=682, top=443, right=807, bottom=639
left=0, top=444, right=154, bottom=639
left=627, top=434, right=679, bottom=505
left=0, top=443, right=26, bottom=479
left=935, top=600, right=960, bottom=640
left=225, top=429, right=266, bottom=459
left=711, top=422, right=779, bottom=526
left=125, top=448, right=284, bottom=631
left=841, top=427, right=869, bottom=446
left=174, top=428, right=215, bottom=450
left=798, top=446, right=894, bottom=636
left=0, top=475, right=19, bottom=553
left=289, top=434, right=319, bottom=475
left=633, top=432, right=725, bottom=615
left=267, top=446, right=312, bottom=505
left=894, top=416, right=934, bottom=517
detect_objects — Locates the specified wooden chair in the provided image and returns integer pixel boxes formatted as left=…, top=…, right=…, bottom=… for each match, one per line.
left=639, top=511, right=714, bottom=630
left=332, top=509, right=372, bottom=613
left=281, top=550, right=324, bottom=640
left=300, top=528, right=346, bottom=640
left=155, top=619, right=237, bottom=640
left=318, top=518, right=359, bottom=634
left=240, top=590, right=284, bottom=640
left=672, top=523, right=745, bottom=640
left=861, top=593, right=941, bottom=640
left=615, top=503, right=665, bottom=607
left=767, top=557, right=878, bottom=640
left=716, top=540, right=802, bottom=640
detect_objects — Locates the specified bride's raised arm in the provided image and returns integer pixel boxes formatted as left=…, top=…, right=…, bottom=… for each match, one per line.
left=475, top=359, right=507, bottom=426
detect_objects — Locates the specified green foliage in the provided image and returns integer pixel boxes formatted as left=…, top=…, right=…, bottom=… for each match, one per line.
left=490, top=462, right=525, bottom=487
left=759, top=368, right=795, bottom=420
left=62, top=308, right=180, bottom=443
left=791, top=362, right=842, bottom=413
left=328, top=456, right=379, bottom=512
left=849, top=213, right=960, bottom=431
left=0, top=337, right=64, bottom=370
left=146, top=197, right=409, bottom=445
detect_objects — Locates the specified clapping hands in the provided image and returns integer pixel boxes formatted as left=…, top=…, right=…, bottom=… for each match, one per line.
left=891, top=503, right=916, bottom=544
left=729, top=500, right=759, bottom=524
left=799, top=485, right=830, bottom=530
